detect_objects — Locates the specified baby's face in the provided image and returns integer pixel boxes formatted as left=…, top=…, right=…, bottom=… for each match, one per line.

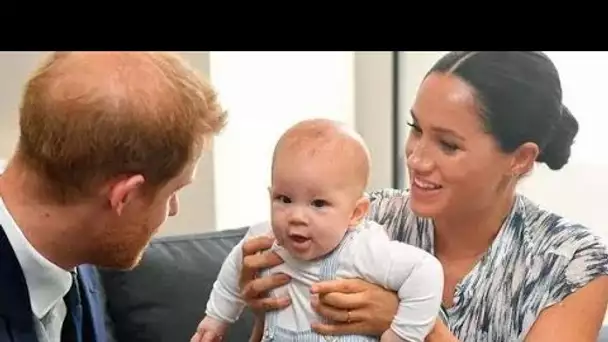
left=270, top=155, right=362, bottom=261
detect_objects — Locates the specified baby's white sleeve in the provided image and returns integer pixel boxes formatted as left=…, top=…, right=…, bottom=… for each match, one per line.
left=338, top=223, right=444, bottom=342
left=205, top=222, right=273, bottom=323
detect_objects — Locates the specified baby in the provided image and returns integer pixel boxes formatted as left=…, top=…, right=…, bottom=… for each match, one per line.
left=192, top=119, right=444, bottom=342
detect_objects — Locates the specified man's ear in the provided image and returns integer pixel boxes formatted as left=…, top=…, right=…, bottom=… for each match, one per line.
left=349, top=195, right=370, bottom=227
left=107, top=175, right=146, bottom=215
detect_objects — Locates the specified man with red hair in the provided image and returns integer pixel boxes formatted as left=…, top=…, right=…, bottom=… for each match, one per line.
left=0, top=52, right=226, bottom=342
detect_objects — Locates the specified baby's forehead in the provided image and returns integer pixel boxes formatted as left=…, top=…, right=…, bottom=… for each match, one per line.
left=272, top=155, right=363, bottom=197
left=272, top=119, right=370, bottom=191
left=279, top=141, right=347, bottom=161
left=271, top=170, right=361, bottom=201
left=274, top=141, right=358, bottom=179
left=278, top=128, right=363, bottom=158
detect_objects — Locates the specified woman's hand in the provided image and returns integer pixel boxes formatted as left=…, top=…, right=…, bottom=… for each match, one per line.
left=239, top=235, right=291, bottom=316
left=309, top=278, right=399, bottom=336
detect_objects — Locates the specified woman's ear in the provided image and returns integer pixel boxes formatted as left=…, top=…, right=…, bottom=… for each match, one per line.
left=349, top=195, right=370, bottom=227
left=510, top=142, right=539, bottom=177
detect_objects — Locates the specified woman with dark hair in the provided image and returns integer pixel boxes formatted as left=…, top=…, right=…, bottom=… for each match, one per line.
left=239, top=51, right=608, bottom=341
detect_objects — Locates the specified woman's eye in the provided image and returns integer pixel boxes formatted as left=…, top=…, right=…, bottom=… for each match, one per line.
left=440, top=140, right=459, bottom=153
left=407, top=122, right=422, bottom=135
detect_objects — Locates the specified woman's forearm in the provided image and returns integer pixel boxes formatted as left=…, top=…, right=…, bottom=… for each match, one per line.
left=249, top=317, right=265, bottom=342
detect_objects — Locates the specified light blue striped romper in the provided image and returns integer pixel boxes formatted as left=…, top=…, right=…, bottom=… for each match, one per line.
left=262, top=229, right=379, bottom=342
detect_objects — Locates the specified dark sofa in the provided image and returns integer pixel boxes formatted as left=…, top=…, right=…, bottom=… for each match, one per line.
left=96, top=227, right=608, bottom=342
left=98, top=227, right=254, bottom=342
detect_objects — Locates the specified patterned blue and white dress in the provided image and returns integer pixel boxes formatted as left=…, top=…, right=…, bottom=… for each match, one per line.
left=367, top=188, right=608, bottom=342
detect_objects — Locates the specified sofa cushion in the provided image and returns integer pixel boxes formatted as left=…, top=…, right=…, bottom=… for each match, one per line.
left=600, top=325, right=608, bottom=342
left=98, top=227, right=255, bottom=342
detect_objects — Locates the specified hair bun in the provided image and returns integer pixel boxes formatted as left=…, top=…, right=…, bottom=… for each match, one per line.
left=537, top=105, right=579, bottom=170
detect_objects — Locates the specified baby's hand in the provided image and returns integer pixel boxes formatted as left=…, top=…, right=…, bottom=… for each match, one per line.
left=190, top=316, right=229, bottom=342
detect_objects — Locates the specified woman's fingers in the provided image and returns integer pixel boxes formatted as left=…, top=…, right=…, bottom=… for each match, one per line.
left=310, top=278, right=374, bottom=311
left=248, top=295, right=291, bottom=312
left=234, top=234, right=293, bottom=317
left=238, top=236, right=283, bottom=291
left=241, top=250, right=283, bottom=278
left=311, top=295, right=363, bottom=322
left=310, top=278, right=398, bottom=337
left=310, top=278, right=371, bottom=295
left=241, top=272, right=291, bottom=299
left=319, top=291, right=367, bottom=310
left=242, top=235, right=275, bottom=256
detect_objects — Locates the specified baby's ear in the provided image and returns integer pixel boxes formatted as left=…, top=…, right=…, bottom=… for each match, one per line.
left=349, top=195, right=370, bottom=227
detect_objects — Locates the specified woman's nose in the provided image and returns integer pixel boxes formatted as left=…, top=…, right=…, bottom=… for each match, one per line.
left=406, top=140, right=435, bottom=173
